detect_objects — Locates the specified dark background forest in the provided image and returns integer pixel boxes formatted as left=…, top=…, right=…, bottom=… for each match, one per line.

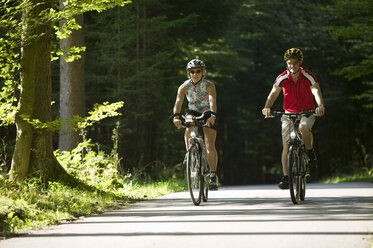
left=1, top=0, right=372, bottom=185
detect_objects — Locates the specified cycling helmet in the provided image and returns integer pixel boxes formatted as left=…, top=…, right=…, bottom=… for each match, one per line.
left=284, top=48, right=303, bottom=61
left=186, top=59, right=206, bottom=71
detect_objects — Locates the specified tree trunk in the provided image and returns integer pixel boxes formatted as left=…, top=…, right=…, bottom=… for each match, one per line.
left=10, top=0, right=66, bottom=181
left=59, top=12, right=85, bottom=151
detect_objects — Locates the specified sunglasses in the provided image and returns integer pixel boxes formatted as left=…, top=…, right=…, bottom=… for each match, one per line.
left=190, top=69, right=202, bottom=74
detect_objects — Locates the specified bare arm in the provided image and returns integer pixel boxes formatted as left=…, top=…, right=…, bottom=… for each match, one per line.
left=262, top=84, right=281, bottom=117
left=172, top=83, right=186, bottom=128
left=207, top=82, right=217, bottom=113
left=173, top=84, right=186, bottom=114
left=206, top=82, right=217, bottom=127
left=311, top=83, right=325, bottom=116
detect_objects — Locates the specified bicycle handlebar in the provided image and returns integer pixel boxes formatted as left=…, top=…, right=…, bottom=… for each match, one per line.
left=268, top=110, right=315, bottom=118
left=169, top=110, right=216, bottom=128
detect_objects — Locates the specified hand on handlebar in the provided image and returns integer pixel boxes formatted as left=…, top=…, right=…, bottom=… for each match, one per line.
left=205, top=115, right=216, bottom=127
left=262, top=108, right=272, bottom=118
left=315, top=106, right=325, bottom=116
left=173, top=118, right=183, bottom=129
left=169, top=111, right=216, bottom=129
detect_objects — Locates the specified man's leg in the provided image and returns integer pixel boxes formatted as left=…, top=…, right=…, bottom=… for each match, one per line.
left=278, top=142, right=290, bottom=189
left=282, top=142, right=289, bottom=176
left=299, top=116, right=317, bottom=173
left=299, top=125, right=313, bottom=150
left=279, top=115, right=290, bottom=189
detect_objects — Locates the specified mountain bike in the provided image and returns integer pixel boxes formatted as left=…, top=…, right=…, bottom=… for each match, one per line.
left=170, top=111, right=212, bottom=206
left=270, top=110, right=315, bottom=204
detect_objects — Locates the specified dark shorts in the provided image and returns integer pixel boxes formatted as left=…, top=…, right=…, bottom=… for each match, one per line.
left=186, top=110, right=217, bottom=130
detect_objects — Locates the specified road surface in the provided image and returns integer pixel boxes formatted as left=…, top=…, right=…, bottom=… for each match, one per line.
left=1, top=182, right=372, bottom=248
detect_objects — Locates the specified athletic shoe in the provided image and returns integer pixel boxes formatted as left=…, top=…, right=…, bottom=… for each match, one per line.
left=278, top=175, right=289, bottom=190
left=209, top=172, right=218, bottom=191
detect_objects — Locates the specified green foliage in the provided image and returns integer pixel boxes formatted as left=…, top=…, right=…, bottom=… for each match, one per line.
left=0, top=176, right=112, bottom=234
left=0, top=0, right=131, bottom=128
left=15, top=101, right=123, bottom=134
left=0, top=1, right=22, bottom=126
left=78, top=101, right=124, bottom=129
left=326, top=0, right=373, bottom=110
left=54, top=139, right=125, bottom=192
left=320, top=170, right=373, bottom=184
left=327, top=0, right=373, bottom=80
left=54, top=0, right=132, bottom=62
left=0, top=169, right=186, bottom=235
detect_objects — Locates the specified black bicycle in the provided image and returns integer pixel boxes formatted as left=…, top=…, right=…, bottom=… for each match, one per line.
left=270, top=110, right=315, bottom=204
left=170, top=111, right=212, bottom=205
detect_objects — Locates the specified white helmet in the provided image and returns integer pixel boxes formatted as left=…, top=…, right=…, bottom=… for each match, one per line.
left=186, top=59, right=206, bottom=71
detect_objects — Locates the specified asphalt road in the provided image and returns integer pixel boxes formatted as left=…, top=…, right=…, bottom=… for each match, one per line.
left=1, top=182, right=372, bottom=248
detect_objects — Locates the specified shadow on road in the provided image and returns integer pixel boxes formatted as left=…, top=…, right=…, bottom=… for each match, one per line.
left=10, top=183, right=373, bottom=241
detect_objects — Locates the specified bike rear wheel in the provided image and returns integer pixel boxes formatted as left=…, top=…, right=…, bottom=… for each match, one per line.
left=288, top=145, right=301, bottom=204
left=187, top=145, right=203, bottom=205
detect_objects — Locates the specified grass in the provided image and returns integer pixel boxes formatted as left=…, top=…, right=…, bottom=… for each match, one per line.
left=319, top=171, right=373, bottom=184
left=0, top=139, right=188, bottom=237
left=0, top=176, right=187, bottom=237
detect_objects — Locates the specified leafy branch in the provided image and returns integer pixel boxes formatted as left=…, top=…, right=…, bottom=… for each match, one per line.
left=20, top=101, right=124, bottom=132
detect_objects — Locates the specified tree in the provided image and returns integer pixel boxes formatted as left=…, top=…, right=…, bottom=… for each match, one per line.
left=327, top=0, right=373, bottom=108
left=10, top=0, right=61, bottom=180
left=59, top=7, right=85, bottom=151
left=0, top=0, right=130, bottom=182
left=82, top=0, right=241, bottom=179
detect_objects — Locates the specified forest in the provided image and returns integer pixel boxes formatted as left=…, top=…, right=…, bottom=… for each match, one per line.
left=0, top=0, right=372, bottom=186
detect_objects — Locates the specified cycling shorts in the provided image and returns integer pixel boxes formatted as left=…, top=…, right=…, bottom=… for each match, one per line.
left=281, top=114, right=315, bottom=145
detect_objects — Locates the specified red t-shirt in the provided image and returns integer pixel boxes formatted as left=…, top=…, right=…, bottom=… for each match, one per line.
left=274, top=67, right=318, bottom=113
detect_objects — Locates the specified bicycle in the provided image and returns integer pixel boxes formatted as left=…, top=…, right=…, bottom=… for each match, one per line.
left=170, top=111, right=213, bottom=206
left=269, top=110, right=316, bottom=204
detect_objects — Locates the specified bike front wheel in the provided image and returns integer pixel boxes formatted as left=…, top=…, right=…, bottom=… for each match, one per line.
left=187, top=145, right=203, bottom=205
left=288, top=145, right=301, bottom=204
left=300, top=151, right=307, bottom=201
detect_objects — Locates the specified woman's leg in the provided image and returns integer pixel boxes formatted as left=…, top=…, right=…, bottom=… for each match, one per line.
left=184, top=127, right=193, bottom=151
left=203, top=127, right=217, bottom=172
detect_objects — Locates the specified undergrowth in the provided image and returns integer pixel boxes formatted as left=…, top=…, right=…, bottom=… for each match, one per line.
left=320, top=172, right=373, bottom=184
left=0, top=139, right=186, bottom=237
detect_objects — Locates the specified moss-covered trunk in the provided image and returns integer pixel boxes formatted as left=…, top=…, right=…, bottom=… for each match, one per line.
left=10, top=0, right=67, bottom=181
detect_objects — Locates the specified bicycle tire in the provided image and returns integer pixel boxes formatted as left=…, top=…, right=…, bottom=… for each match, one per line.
left=187, top=145, right=203, bottom=205
left=288, top=145, right=301, bottom=204
left=300, top=152, right=307, bottom=201
left=202, top=151, right=209, bottom=202
left=202, top=177, right=208, bottom=202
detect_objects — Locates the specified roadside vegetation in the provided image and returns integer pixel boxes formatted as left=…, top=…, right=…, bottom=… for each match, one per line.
left=0, top=139, right=187, bottom=237
left=0, top=176, right=186, bottom=237
left=320, top=170, right=373, bottom=184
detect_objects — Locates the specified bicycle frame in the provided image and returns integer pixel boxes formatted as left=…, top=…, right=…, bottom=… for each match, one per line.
left=170, top=111, right=213, bottom=205
left=286, top=115, right=307, bottom=204
left=271, top=110, right=314, bottom=204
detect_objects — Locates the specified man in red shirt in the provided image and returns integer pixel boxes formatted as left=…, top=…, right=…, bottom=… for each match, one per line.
left=262, top=48, right=325, bottom=189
